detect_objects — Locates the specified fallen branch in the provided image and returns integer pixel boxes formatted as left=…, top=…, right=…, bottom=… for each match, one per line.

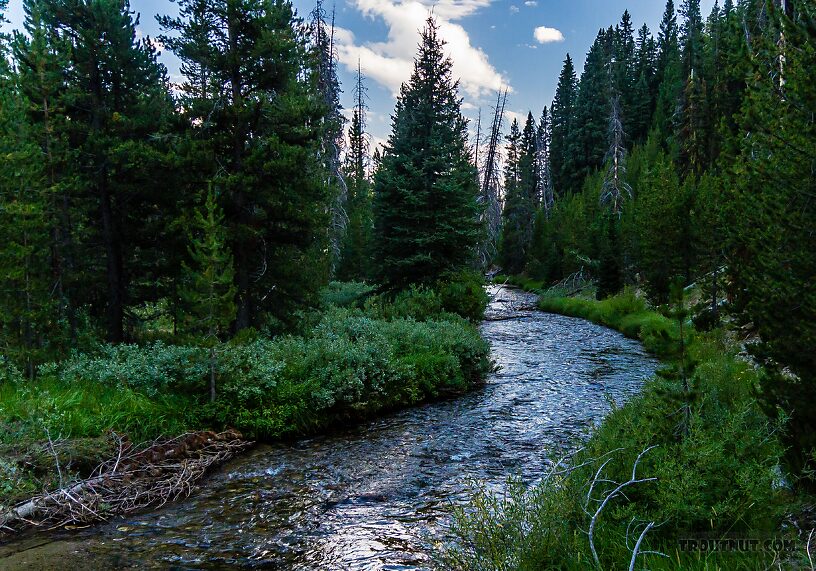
left=0, top=430, right=253, bottom=534
left=585, top=445, right=659, bottom=570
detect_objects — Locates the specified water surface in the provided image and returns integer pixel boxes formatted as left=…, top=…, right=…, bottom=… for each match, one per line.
left=0, top=286, right=657, bottom=569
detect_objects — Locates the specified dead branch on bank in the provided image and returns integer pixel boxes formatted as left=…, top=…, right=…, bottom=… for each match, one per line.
left=0, top=430, right=253, bottom=534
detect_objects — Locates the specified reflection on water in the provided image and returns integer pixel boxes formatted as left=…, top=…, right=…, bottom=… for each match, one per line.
left=0, top=286, right=657, bottom=570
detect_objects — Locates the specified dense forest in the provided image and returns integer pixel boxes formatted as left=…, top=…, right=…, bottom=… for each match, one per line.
left=494, top=0, right=815, bottom=481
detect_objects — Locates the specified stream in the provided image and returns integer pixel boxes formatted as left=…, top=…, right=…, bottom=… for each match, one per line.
left=0, top=286, right=658, bottom=570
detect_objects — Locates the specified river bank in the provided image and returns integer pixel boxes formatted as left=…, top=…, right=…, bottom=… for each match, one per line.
left=446, top=283, right=806, bottom=569
left=0, top=286, right=658, bottom=569
left=0, top=279, right=492, bottom=535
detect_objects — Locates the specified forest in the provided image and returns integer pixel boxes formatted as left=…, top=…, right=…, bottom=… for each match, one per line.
left=0, top=0, right=814, bottom=567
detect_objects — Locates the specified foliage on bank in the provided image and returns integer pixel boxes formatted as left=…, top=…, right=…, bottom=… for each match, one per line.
left=0, top=278, right=491, bottom=509
left=444, top=290, right=799, bottom=569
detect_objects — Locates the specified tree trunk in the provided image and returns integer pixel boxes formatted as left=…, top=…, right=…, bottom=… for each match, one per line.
left=209, top=346, right=216, bottom=403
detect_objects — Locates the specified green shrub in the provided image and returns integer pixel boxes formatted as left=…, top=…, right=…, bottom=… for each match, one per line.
left=364, top=285, right=445, bottom=321
left=43, top=342, right=209, bottom=396
left=208, top=308, right=490, bottom=439
left=8, top=289, right=491, bottom=446
left=436, top=270, right=490, bottom=322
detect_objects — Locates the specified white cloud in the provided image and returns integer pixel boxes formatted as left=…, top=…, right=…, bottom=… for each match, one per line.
left=533, top=26, right=565, bottom=44
left=524, top=1, right=537, bottom=6
left=509, top=5, right=520, bottom=13
left=334, top=0, right=509, bottom=100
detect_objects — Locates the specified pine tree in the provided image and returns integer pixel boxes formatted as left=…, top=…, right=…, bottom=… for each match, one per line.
left=536, top=106, right=554, bottom=216
left=373, top=17, right=482, bottom=288
left=180, top=186, right=236, bottom=402
left=634, top=150, right=685, bottom=303
left=630, top=24, right=657, bottom=143
left=159, top=0, right=331, bottom=331
left=569, top=33, right=611, bottom=187
left=676, top=0, right=708, bottom=175
left=12, top=0, right=76, bottom=348
left=37, top=0, right=175, bottom=343
left=0, top=66, right=53, bottom=376
left=310, top=0, right=347, bottom=274
left=550, top=54, right=578, bottom=196
left=499, top=118, right=533, bottom=274
left=680, top=0, right=704, bottom=77
left=730, top=1, right=816, bottom=480
left=654, top=0, right=683, bottom=148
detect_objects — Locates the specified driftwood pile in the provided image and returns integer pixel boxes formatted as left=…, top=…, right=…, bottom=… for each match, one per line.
left=0, top=430, right=253, bottom=534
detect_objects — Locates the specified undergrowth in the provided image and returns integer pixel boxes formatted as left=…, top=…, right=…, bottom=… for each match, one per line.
left=0, top=277, right=491, bottom=509
left=442, top=288, right=800, bottom=570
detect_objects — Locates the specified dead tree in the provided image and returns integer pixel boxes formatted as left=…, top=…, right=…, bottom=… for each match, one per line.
left=477, top=88, right=508, bottom=268
left=600, top=95, right=632, bottom=216
left=582, top=446, right=665, bottom=570
left=310, top=1, right=347, bottom=274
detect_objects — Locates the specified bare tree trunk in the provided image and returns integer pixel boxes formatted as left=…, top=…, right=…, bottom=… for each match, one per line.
left=209, top=345, right=216, bottom=403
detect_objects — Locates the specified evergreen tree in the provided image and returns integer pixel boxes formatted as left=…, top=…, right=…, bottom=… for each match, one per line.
left=0, top=63, right=53, bottom=376
left=630, top=24, right=656, bottom=143
left=38, top=0, right=174, bottom=343
left=654, top=0, right=683, bottom=148
left=536, top=107, right=554, bottom=216
left=159, top=0, right=331, bottom=331
left=310, top=0, right=347, bottom=274
left=373, top=17, right=482, bottom=288
left=12, top=0, right=75, bottom=348
left=180, top=186, right=236, bottom=403
left=569, top=32, right=611, bottom=187
left=730, top=1, right=816, bottom=480
left=550, top=55, right=578, bottom=196
left=680, top=0, right=704, bottom=77
left=634, top=150, right=685, bottom=303
left=499, top=118, right=535, bottom=274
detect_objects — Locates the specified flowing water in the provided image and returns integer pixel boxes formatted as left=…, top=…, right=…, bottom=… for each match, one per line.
left=0, top=286, right=658, bottom=570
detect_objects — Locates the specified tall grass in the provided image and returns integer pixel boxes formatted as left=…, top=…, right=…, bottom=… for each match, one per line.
left=538, top=289, right=680, bottom=357
left=0, top=377, right=196, bottom=445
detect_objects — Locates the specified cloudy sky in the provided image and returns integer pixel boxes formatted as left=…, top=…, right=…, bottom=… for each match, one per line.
left=3, top=0, right=717, bottom=149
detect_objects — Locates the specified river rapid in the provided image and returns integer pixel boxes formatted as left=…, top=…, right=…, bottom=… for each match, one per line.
left=0, top=286, right=657, bottom=570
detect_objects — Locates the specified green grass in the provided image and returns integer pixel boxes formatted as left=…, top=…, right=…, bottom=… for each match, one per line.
left=538, top=288, right=681, bottom=358
left=442, top=288, right=799, bottom=570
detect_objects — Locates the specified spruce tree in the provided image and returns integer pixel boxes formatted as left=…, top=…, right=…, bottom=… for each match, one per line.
left=159, top=0, right=331, bottom=330
left=550, top=55, right=578, bottom=197
left=40, top=0, right=174, bottom=343
left=180, top=186, right=236, bottom=402
left=536, top=107, right=554, bottom=215
left=498, top=119, right=529, bottom=274
left=337, top=63, right=373, bottom=281
left=569, top=32, right=611, bottom=187
left=12, top=0, right=75, bottom=348
left=0, top=64, right=53, bottom=376
left=373, top=17, right=482, bottom=288
left=730, top=1, right=816, bottom=480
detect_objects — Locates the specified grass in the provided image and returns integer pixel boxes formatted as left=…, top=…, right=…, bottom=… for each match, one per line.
left=442, top=286, right=801, bottom=570
left=538, top=288, right=681, bottom=358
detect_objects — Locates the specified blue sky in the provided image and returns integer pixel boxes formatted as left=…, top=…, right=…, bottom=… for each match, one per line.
left=3, top=0, right=717, bottom=149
